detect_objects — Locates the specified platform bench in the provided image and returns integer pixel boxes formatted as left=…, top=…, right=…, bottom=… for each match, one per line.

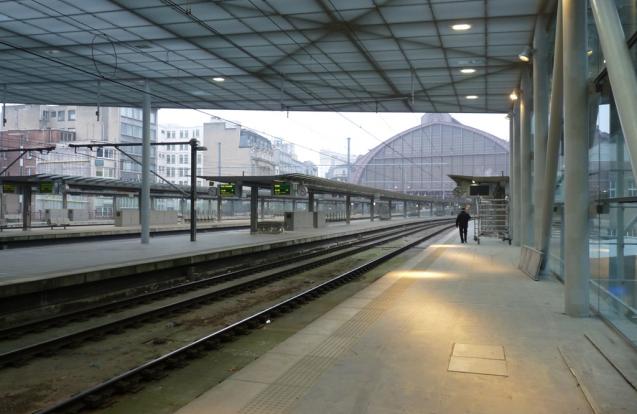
left=257, top=221, right=284, bottom=234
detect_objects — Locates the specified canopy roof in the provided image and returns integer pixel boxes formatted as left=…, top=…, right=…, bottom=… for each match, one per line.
left=0, top=0, right=551, bottom=113
left=202, top=173, right=436, bottom=202
left=0, top=174, right=215, bottom=198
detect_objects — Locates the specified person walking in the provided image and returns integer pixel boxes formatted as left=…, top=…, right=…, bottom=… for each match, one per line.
left=455, top=207, right=471, bottom=243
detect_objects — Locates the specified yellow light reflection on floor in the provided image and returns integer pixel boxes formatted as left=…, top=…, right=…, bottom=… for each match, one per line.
left=386, top=270, right=452, bottom=279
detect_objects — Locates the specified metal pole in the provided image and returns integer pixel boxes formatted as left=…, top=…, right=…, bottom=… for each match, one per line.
left=22, top=184, right=31, bottom=231
left=403, top=200, right=408, bottom=218
left=370, top=196, right=375, bottom=221
left=563, top=0, right=589, bottom=316
left=513, top=104, right=522, bottom=246
left=189, top=139, right=197, bottom=242
left=347, top=137, right=351, bottom=182
left=539, top=0, right=564, bottom=267
left=217, top=142, right=221, bottom=176
left=533, top=14, right=549, bottom=249
left=591, top=0, right=637, bottom=183
left=250, top=186, right=258, bottom=233
left=508, top=114, right=516, bottom=243
left=141, top=80, right=151, bottom=244
left=519, top=68, right=533, bottom=246
left=216, top=196, right=222, bottom=222
left=308, top=191, right=315, bottom=212
left=346, top=194, right=351, bottom=224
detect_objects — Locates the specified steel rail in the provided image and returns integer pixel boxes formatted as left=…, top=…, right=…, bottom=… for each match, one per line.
left=37, top=222, right=453, bottom=413
left=0, top=221, right=451, bottom=367
left=0, top=219, right=444, bottom=340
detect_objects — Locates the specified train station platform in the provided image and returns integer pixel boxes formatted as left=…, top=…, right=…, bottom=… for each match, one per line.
left=175, top=229, right=637, bottom=414
left=0, top=217, right=433, bottom=298
left=0, top=219, right=250, bottom=248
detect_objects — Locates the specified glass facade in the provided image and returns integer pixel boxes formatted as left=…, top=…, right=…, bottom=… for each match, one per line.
left=547, top=2, right=637, bottom=344
left=352, top=113, right=509, bottom=197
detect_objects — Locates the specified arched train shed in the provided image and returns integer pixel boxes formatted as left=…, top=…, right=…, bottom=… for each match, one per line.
left=351, top=114, right=509, bottom=198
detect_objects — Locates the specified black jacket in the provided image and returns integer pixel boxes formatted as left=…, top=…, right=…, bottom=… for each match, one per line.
left=456, top=211, right=471, bottom=227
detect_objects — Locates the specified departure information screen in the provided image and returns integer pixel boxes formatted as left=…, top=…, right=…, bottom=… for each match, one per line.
left=219, top=183, right=236, bottom=197
left=273, top=182, right=291, bottom=196
left=39, top=181, right=54, bottom=194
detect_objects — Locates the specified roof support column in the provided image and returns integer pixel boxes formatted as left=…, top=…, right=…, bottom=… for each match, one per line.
left=190, top=139, right=198, bottom=242
left=508, top=114, right=516, bottom=244
left=250, top=186, right=258, bottom=234
left=346, top=195, right=351, bottom=224
left=533, top=14, right=549, bottom=250
left=591, top=0, right=637, bottom=182
left=141, top=80, right=151, bottom=244
left=217, top=196, right=222, bottom=222
left=21, top=184, right=31, bottom=231
left=539, top=0, right=564, bottom=270
left=519, top=67, right=533, bottom=246
left=512, top=103, right=522, bottom=246
left=308, top=191, right=315, bottom=212
left=563, top=0, right=590, bottom=316
left=403, top=201, right=408, bottom=218
left=388, top=200, right=392, bottom=220
left=370, top=196, right=375, bottom=221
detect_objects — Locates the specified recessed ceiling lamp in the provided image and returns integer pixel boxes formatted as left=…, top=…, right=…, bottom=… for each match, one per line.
left=465, top=95, right=479, bottom=100
left=518, top=46, right=532, bottom=62
left=212, top=77, right=225, bottom=82
left=587, top=49, right=593, bottom=56
left=509, top=90, right=518, bottom=101
left=45, top=49, right=61, bottom=55
left=451, top=23, right=472, bottom=31
left=460, top=68, right=476, bottom=74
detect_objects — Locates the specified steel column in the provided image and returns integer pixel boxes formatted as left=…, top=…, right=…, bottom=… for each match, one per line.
left=512, top=104, right=522, bottom=246
left=141, top=80, right=151, bottom=244
left=308, top=192, right=315, bottom=212
left=533, top=15, right=549, bottom=249
left=519, top=68, right=533, bottom=246
left=346, top=194, right=351, bottom=224
left=508, top=114, right=516, bottom=243
left=539, top=0, right=564, bottom=268
left=250, top=186, right=258, bottom=233
left=591, top=0, right=637, bottom=183
left=563, top=0, right=590, bottom=316
left=21, top=184, right=31, bottom=231
left=370, top=196, right=375, bottom=221
left=189, top=139, right=197, bottom=242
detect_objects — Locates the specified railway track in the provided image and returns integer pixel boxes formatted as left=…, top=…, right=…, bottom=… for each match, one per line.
left=27, top=221, right=452, bottom=414
left=0, top=220, right=450, bottom=368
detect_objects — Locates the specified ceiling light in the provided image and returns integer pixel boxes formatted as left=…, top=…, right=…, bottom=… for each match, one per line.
left=451, top=23, right=472, bottom=31
left=212, top=77, right=225, bottom=82
left=518, top=46, right=532, bottom=62
left=509, top=91, right=518, bottom=101
left=460, top=68, right=476, bottom=74
left=587, top=49, right=593, bottom=56
left=465, top=95, right=479, bottom=100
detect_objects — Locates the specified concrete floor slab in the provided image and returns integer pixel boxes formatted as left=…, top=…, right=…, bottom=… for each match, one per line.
left=452, top=343, right=505, bottom=360
left=176, top=227, right=636, bottom=414
left=448, top=356, right=508, bottom=376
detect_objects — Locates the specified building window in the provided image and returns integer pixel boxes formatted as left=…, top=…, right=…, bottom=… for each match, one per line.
left=68, top=110, right=76, bottom=121
left=58, top=111, right=65, bottom=121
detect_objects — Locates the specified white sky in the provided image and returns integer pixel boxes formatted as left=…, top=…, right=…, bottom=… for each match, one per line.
left=158, top=109, right=511, bottom=165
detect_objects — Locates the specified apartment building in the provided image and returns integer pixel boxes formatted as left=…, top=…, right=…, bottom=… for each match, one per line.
left=1, top=104, right=158, bottom=182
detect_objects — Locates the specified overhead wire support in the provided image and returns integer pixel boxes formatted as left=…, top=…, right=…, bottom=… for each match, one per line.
left=0, top=145, right=56, bottom=176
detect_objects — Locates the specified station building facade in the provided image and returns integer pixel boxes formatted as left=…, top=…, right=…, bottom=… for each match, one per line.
left=351, top=113, right=509, bottom=198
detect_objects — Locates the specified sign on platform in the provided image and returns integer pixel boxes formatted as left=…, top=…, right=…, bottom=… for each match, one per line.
left=273, top=182, right=291, bottom=196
